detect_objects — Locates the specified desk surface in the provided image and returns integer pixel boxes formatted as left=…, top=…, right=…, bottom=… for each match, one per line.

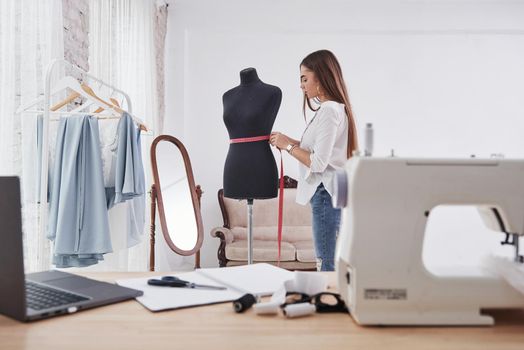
left=2, top=272, right=524, bottom=350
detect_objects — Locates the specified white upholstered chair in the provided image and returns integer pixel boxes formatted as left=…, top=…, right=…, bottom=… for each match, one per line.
left=210, top=176, right=316, bottom=270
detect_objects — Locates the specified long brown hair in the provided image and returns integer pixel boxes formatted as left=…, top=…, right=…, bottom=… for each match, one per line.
left=301, top=50, right=358, bottom=158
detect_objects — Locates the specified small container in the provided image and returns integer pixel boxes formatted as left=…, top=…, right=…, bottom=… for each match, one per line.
left=364, top=123, right=373, bottom=157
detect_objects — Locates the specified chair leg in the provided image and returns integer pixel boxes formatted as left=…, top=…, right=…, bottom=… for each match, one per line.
left=217, top=238, right=227, bottom=267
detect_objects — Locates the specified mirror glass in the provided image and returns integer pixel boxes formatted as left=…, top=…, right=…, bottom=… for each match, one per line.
left=152, top=136, right=203, bottom=255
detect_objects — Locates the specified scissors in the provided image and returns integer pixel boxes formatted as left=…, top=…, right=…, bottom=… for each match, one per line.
left=147, top=276, right=227, bottom=290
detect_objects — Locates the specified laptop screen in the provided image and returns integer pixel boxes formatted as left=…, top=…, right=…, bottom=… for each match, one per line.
left=0, top=177, right=28, bottom=321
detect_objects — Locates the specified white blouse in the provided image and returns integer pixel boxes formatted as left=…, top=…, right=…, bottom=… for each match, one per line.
left=296, top=100, right=348, bottom=205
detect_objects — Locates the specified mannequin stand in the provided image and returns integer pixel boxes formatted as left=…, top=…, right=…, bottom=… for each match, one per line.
left=247, top=198, right=254, bottom=264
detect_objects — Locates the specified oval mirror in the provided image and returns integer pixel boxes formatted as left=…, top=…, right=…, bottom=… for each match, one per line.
left=150, top=135, right=203, bottom=269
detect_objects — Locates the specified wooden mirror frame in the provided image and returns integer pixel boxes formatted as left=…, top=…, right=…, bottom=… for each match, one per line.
left=149, top=135, right=204, bottom=270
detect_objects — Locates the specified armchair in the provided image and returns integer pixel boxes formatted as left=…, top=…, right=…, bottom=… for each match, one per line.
left=210, top=176, right=316, bottom=270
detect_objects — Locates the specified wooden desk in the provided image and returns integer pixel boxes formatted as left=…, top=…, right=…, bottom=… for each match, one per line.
left=1, top=272, right=524, bottom=350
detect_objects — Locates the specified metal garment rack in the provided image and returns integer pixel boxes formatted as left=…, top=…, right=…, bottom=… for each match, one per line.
left=17, top=59, right=139, bottom=243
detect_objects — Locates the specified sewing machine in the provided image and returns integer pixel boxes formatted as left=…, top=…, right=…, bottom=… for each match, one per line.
left=334, top=156, right=524, bottom=325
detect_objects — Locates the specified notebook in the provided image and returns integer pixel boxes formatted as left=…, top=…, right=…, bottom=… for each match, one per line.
left=116, top=263, right=294, bottom=311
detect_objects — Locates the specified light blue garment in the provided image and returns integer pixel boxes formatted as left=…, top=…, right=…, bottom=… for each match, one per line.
left=126, top=195, right=145, bottom=247
left=47, top=115, right=112, bottom=268
left=106, top=113, right=146, bottom=247
left=106, top=113, right=145, bottom=206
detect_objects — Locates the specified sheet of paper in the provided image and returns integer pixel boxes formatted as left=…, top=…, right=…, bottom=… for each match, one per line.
left=197, top=263, right=294, bottom=296
left=116, top=271, right=243, bottom=312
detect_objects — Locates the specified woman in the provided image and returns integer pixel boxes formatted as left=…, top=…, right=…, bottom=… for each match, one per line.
left=270, top=49, right=358, bottom=271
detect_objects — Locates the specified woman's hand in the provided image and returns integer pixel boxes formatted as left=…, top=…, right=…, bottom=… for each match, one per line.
left=270, top=132, right=295, bottom=150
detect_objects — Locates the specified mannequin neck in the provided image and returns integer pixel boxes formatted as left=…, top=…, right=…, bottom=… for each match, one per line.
left=240, top=68, right=261, bottom=86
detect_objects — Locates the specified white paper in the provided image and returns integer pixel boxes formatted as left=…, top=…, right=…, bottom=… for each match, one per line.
left=197, top=263, right=294, bottom=296
left=116, top=271, right=243, bottom=311
left=116, top=263, right=294, bottom=311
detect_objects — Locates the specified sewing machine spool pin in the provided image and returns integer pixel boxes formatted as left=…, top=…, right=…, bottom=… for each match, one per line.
left=499, top=233, right=523, bottom=263
left=490, top=207, right=523, bottom=263
left=504, top=233, right=523, bottom=263
left=515, top=234, right=524, bottom=263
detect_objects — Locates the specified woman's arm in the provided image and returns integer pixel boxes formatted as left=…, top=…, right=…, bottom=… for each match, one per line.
left=288, top=136, right=300, bottom=145
left=287, top=145, right=311, bottom=167
left=270, top=132, right=311, bottom=167
left=271, top=106, right=342, bottom=171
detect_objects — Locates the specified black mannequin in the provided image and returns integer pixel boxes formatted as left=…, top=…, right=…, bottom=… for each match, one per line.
left=222, top=68, right=282, bottom=199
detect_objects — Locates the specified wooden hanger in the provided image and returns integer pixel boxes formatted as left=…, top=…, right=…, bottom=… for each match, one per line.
left=18, top=70, right=150, bottom=133
left=50, top=91, right=81, bottom=111
left=93, top=97, right=121, bottom=113
left=47, top=77, right=148, bottom=131
left=82, top=84, right=147, bottom=131
left=81, top=83, right=123, bottom=114
left=47, top=76, right=121, bottom=114
left=48, top=77, right=115, bottom=114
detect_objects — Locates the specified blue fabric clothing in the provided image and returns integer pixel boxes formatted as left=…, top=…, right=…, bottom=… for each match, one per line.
left=41, top=112, right=145, bottom=267
left=106, top=113, right=146, bottom=247
left=310, top=183, right=341, bottom=271
left=126, top=195, right=145, bottom=247
left=47, top=115, right=112, bottom=268
left=106, top=113, right=145, bottom=206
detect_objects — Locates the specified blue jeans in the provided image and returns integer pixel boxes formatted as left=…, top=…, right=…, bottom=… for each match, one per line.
left=310, top=183, right=341, bottom=271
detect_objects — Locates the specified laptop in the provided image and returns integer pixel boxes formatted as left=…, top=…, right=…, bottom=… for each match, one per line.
left=0, top=176, right=143, bottom=322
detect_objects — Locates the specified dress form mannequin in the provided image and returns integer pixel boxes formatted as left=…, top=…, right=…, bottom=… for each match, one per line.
left=222, top=68, right=282, bottom=199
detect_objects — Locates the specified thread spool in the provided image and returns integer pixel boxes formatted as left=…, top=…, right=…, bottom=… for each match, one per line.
left=282, top=303, right=316, bottom=318
left=364, top=123, right=373, bottom=157
left=233, top=294, right=257, bottom=313
left=253, top=301, right=280, bottom=315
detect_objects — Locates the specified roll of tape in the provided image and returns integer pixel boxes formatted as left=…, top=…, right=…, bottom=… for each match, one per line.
left=282, top=303, right=316, bottom=318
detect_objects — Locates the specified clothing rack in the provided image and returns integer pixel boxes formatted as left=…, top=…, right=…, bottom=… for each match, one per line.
left=16, top=59, right=148, bottom=243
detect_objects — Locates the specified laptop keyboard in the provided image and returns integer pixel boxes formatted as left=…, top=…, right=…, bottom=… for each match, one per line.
left=26, top=281, right=90, bottom=311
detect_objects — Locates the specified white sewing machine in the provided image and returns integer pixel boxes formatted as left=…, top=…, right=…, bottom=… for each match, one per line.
left=334, top=156, right=524, bottom=325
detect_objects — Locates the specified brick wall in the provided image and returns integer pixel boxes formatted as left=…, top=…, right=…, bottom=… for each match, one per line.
left=62, top=0, right=89, bottom=74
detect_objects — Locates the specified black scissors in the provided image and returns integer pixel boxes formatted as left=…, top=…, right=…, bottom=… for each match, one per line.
left=147, top=276, right=227, bottom=290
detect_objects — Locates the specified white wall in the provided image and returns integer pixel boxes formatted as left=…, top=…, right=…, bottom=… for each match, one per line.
left=164, top=0, right=524, bottom=269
